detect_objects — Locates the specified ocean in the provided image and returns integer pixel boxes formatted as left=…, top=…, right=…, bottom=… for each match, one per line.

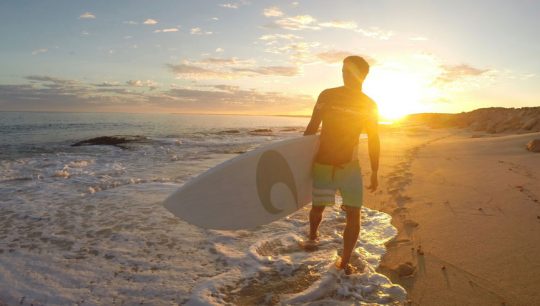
left=0, top=112, right=405, bottom=305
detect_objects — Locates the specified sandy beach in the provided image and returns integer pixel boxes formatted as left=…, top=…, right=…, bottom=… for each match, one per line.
left=357, top=124, right=540, bottom=305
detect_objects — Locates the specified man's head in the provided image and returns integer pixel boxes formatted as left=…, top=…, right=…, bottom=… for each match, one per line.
left=342, top=56, right=370, bottom=89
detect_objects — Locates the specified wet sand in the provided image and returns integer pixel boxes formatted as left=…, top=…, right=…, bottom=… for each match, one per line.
left=359, top=125, right=540, bottom=305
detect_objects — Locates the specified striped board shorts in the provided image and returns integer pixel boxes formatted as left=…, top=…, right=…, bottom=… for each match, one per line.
left=311, top=160, right=363, bottom=208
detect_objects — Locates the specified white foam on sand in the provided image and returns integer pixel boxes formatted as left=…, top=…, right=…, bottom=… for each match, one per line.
left=188, top=204, right=406, bottom=305
left=0, top=130, right=405, bottom=305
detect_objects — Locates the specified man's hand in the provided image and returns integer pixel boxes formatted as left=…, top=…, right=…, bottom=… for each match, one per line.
left=367, top=172, right=378, bottom=192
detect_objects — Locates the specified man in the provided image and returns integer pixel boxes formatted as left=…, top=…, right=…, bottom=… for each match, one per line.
left=303, top=55, right=380, bottom=274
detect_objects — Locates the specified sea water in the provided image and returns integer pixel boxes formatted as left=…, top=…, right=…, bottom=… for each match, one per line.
left=0, top=112, right=406, bottom=305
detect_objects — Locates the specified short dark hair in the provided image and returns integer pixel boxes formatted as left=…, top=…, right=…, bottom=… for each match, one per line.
left=343, top=56, right=370, bottom=76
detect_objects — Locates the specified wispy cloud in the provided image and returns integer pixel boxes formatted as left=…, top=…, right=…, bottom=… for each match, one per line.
left=167, top=57, right=299, bottom=79
left=190, top=27, right=212, bottom=35
left=143, top=19, right=158, bottom=25
left=436, top=64, right=491, bottom=84
left=0, top=75, right=310, bottom=114
left=123, top=21, right=138, bottom=25
left=233, top=66, right=298, bottom=76
left=274, top=15, right=319, bottom=30
left=259, top=34, right=302, bottom=42
left=356, top=27, right=394, bottom=40
left=220, top=3, right=239, bottom=9
left=126, top=79, right=159, bottom=90
left=31, top=48, right=48, bottom=55
left=319, top=20, right=358, bottom=29
left=162, top=85, right=311, bottom=114
left=263, top=7, right=284, bottom=17
left=316, top=50, right=354, bottom=63
left=79, top=12, right=96, bottom=19
left=154, top=28, right=179, bottom=33
left=315, top=50, right=376, bottom=65
left=167, top=63, right=230, bottom=79
left=268, top=13, right=395, bottom=41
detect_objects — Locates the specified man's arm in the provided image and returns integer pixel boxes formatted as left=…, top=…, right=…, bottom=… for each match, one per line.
left=303, top=93, right=325, bottom=136
left=365, top=108, right=380, bottom=192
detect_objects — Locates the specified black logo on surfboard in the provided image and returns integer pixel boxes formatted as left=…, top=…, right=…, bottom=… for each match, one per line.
left=256, top=150, right=298, bottom=214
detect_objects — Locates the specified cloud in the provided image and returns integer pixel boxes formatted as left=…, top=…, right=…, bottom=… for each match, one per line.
left=143, top=19, right=158, bottom=25
left=219, top=1, right=250, bottom=9
left=154, top=28, right=179, bottom=33
left=356, top=27, right=394, bottom=40
left=79, top=12, right=96, bottom=19
left=167, top=59, right=299, bottom=79
left=31, top=48, right=48, bottom=55
left=263, top=7, right=284, bottom=17
left=215, top=48, right=224, bottom=53
left=316, top=51, right=354, bottom=63
left=259, top=34, right=302, bottom=41
left=126, top=80, right=159, bottom=90
left=267, top=13, right=395, bottom=41
left=123, top=21, right=138, bottom=25
left=319, top=20, right=358, bottom=29
left=0, top=75, right=311, bottom=114
left=220, top=3, right=239, bottom=9
left=0, top=75, right=153, bottom=112
left=161, top=85, right=312, bottom=113
left=166, top=63, right=230, bottom=79
left=233, top=66, right=299, bottom=76
left=199, top=57, right=244, bottom=65
left=93, top=81, right=121, bottom=87
left=315, top=51, right=376, bottom=65
left=262, top=39, right=320, bottom=63
left=436, top=64, right=490, bottom=84
left=274, top=15, right=319, bottom=30
left=409, top=36, right=428, bottom=41
left=191, top=27, right=212, bottom=35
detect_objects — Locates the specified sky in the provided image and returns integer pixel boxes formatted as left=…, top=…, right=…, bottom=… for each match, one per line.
left=0, top=0, right=539, bottom=119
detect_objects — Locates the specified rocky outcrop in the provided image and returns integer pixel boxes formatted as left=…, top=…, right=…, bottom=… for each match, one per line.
left=249, top=128, right=274, bottom=136
left=405, top=107, right=540, bottom=134
left=71, top=136, right=148, bottom=148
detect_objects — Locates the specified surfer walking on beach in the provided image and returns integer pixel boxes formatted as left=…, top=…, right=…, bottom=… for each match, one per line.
left=303, top=55, right=380, bottom=274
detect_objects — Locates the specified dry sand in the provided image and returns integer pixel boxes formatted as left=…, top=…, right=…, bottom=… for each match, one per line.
left=358, top=125, right=540, bottom=306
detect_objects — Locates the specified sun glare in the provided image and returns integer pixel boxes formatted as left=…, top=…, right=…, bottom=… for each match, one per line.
left=363, top=59, right=441, bottom=122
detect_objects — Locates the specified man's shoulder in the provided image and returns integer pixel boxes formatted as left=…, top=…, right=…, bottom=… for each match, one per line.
left=320, top=86, right=345, bottom=95
left=361, top=93, right=378, bottom=109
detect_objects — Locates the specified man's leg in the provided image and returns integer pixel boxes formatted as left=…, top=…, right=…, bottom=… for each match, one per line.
left=339, top=206, right=361, bottom=269
left=309, top=205, right=325, bottom=240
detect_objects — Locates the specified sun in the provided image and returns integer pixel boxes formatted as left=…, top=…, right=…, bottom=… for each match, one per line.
left=363, top=60, right=441, bottom=122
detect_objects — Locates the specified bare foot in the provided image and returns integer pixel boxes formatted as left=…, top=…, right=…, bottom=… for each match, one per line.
left=335, top=258, right=357, bottom=275
left=299, top=239, right=319, bottom=252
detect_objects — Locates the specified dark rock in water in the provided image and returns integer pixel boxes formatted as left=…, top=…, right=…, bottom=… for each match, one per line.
left=250, top=128, right=272, bottom=133
left=249, top=128, right=273, bottom=136
left=71, top=135, right=148, bottom=148
left=218, top=129, right=241, bottom=134
left=526, top=139, right=540, bottom=152
left=280, top=127, right=300, bottom=132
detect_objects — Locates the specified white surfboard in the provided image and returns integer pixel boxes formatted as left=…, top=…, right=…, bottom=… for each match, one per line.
left=163, top=135, right=319, bottom=230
